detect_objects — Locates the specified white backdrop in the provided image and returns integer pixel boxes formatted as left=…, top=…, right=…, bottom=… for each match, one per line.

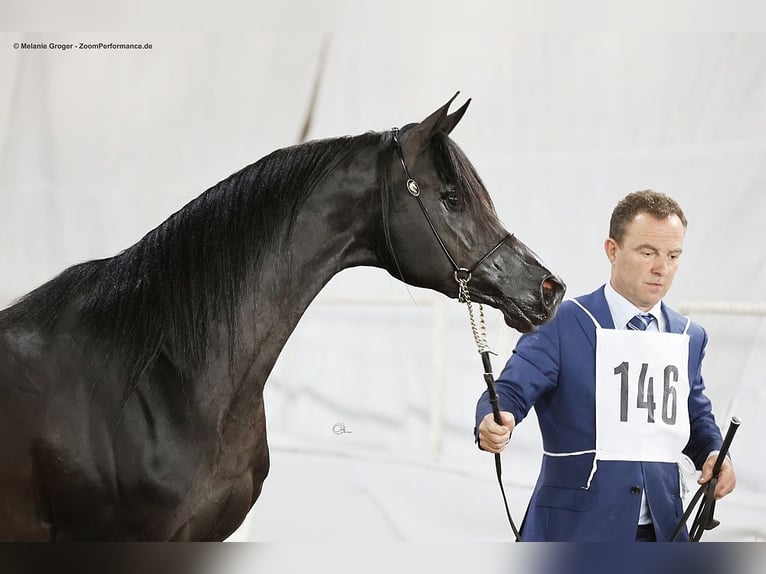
left=1, top=29, right=765, bottom=542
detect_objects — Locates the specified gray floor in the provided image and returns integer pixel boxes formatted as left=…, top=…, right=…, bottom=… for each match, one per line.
left=227, top=447, right=764, bottom=542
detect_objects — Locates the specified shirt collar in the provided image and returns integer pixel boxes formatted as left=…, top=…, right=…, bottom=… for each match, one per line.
left=604, top=282, right=665, bottom=331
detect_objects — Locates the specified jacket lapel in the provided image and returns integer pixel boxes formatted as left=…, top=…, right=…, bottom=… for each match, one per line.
left=662, top=302, right=689, bottom=334
left=572, top=286, right=614, bottom=352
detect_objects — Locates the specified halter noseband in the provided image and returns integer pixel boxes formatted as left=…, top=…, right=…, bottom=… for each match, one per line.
left=390, top=128, right=511, bottom=286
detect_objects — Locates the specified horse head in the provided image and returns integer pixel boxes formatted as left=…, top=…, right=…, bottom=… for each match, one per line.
left=380, top=94, right=565, bottom=332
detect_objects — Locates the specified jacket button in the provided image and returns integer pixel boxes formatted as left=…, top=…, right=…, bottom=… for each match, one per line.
left=630, top=486, right=641, bottom=495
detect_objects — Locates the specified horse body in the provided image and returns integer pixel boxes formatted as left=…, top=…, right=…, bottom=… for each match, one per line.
left=0, top=96, right=564, bottom=540
left=0, top=139, right=382, bottom=541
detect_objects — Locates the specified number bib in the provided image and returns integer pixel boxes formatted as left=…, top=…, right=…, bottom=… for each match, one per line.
left=595, top=328, right=690, bottom=463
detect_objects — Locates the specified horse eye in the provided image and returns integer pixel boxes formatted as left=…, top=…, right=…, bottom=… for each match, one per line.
left=441, top=187, right=461, bottom=208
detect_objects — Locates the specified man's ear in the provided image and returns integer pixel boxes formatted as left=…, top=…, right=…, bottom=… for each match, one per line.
left=604, top=238, right=618, bottom=263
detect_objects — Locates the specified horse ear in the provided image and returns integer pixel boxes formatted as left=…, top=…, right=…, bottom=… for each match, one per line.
left=403, top=92, right=468, bottom=147
left=440, top=98, right=471, bottom=136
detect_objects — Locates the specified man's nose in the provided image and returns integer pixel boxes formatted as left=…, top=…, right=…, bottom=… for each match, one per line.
left=652, top=257, right=669, bottom=274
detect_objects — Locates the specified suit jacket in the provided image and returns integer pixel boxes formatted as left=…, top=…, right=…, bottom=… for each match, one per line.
left=475, top=286, right=724, bottom=541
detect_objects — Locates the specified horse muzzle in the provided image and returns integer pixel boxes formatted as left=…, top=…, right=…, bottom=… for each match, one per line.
left=482, top=273, right=566, bottom=333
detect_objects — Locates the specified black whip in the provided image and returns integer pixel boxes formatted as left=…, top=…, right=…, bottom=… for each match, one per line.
left=670, top=416, right=740, bottom=541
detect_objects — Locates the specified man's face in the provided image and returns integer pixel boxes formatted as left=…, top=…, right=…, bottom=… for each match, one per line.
left=605, top=212, right=686, bottom=311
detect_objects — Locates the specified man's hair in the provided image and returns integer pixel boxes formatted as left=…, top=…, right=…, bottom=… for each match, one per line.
left=609, top=190, right=688, bottom=244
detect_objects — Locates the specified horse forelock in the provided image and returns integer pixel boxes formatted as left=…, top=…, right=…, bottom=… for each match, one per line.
left=430, top=132, right=496, bottom=222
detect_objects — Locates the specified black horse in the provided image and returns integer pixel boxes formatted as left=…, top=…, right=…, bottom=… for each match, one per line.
left=0, top=95, right=564, bottom=540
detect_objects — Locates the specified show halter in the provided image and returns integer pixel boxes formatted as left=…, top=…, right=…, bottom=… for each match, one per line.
left=391, top=128, right=521, bottom=541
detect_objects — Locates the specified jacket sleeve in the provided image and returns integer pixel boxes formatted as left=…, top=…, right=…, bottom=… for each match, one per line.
left=474, top=313, right=562, bottom=442
left=682, top=325, right=725, bottom=468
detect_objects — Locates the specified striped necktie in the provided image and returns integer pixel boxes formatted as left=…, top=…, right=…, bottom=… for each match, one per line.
left=627, top=313, right=656, bottom=331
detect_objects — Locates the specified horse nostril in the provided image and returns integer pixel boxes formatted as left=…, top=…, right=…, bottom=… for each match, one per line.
left=541, top=275, right=565, bottom=309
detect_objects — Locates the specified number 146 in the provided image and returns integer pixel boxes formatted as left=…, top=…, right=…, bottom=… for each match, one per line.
left=613, top=361, right=678, bottom=424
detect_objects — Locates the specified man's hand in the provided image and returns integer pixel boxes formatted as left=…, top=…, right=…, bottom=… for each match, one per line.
left=698, top=454, right=736, bottom=499
left=478, top=411, right=516, bottom=453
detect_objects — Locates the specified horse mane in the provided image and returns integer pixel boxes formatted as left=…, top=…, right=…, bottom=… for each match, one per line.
left=1, top=132, right=380, bottom=382
left=1, top=127, right=493, bottom=389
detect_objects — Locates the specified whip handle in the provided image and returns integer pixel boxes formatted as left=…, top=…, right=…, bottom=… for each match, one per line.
left=712, top=416, right=740, bottom=476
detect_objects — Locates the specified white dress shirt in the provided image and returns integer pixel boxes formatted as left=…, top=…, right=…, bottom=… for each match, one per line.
left=603, top=281, right=664, bottom=525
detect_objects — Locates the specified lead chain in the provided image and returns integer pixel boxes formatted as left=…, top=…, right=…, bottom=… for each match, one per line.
left=457, top=278, right=490, bottom=354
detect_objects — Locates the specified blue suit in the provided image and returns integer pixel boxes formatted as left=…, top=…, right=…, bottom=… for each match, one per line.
left=475, top=286, right=724, bottom=541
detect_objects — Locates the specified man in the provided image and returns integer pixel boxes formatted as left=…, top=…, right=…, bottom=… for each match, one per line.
left=475, top=190, right=736, bottom=542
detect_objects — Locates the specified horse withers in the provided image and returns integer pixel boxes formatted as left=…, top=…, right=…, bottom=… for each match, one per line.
left=0, top=94, right=564, bottom=540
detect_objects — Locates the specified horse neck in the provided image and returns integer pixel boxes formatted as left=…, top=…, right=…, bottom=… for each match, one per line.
left=219, top=149, right=384, bottom=397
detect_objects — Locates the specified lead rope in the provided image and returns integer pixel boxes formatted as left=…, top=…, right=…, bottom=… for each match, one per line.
left=456, top=273, right=522, bottom=542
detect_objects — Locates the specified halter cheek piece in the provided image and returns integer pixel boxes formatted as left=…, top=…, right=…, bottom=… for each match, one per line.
left=391, top=127, right=521, bottom=541
left=390, top=128, right=511, bottom=286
